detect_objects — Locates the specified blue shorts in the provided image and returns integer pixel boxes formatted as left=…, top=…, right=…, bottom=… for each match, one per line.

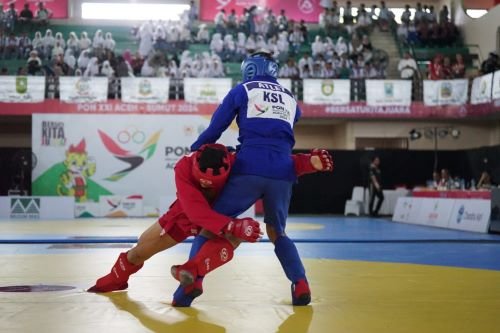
left=213, top=174, right=293, bottom=235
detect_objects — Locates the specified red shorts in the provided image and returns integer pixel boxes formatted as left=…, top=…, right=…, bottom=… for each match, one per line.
left=158, top=212, right=200, bottom=243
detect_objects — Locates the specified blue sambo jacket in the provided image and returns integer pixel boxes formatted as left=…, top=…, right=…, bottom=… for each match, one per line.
left=191, top=75, right=301, bottom=181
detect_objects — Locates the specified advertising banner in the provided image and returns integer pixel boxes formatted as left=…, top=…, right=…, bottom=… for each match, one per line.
left=32, top=114, right=238, bottom=213
left=366, top=80, right=412, bottom=106
left=392, top=197, right=422, bottom=224
left=121, top=77, right=170, bottom=104
left=183, top=78, right=232, bottom=104
left=416, top=198, right=455, bottom=228
left=200, top=0, right=323, bottom=23
left=277, top=78, right=292, bottom=93
left=0, top=0, right=68, bottom=19
left=59, top=77, right=108, bottom=103
left=99, top=195, right=143, bottom=217
left=303, top=79, right=350, bottom=105
left=423, top=79, right=469, bottom=106
left=0, top=196, right=74, bottom=219
left=0, top=76, right=45, bottom=103
left=470, top=73, right=493, bottom=105
left=448, top=199, right=491, bottom=233
left=492, top=70, right=500, bottom=100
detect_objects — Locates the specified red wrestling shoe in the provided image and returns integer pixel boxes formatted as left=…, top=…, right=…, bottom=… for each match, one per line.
left=88, top=252, right=143, bottom=293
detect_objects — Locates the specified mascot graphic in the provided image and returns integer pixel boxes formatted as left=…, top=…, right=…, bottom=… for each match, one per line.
left=56, top=139, right=96, bottom=202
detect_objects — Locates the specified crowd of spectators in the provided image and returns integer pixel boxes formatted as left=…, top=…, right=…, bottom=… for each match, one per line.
left=0, top=2, right=52, bottom=33
left=396, top=3, right=460, bottom=47
left=427, top=53, right=466, bottom=79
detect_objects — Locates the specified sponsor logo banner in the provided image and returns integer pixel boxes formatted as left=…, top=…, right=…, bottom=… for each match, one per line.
left=449, top=199, right=490, bottom=233
left=366, top=80, right=412, bottom=106
left=392, top=197, right=421, bottom=224
left=183, top=78, right=232, bottom=104
left=470, top=73, right=493, bottom=105
left=0, top=76, right=45, bottom=103
left=200, top=0, right=322, bottom=23
left=423, top=79, right=469, bottom=106
left=303, top=79, right=350, bottom=105
left=99, top=195, right=144, bottom=217
left=59, top=77, right=108, bottom=103
left=492, top=70, right=500, bottom=100
left=416, top=198, right=455, bottom=228
left=121, top=78, right=170, bottom=104
left=32, top=114, right=238, bottom=213
left=10, top=198, right=40, bottom=219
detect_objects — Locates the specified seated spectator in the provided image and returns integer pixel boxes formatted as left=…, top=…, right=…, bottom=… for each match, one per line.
left=209, top=33, right=224, bottom=57
left=211, top=60, right=225, bottom=77
left=323, top=61, right=336, bottom=78
left=364, top=62, right=378, bottom=78
left=84, top=57, right=100, bottom=77
left=32, top=31, right=44, bottom=58
left=255, top=34, right=267, bottom=50
left=298, top=53, right=314, bottom=77
left=235, top=32, right=247, bottom=60
left=336, top=58, right=351, bottom=78
left=428, top=54, right=443, bottom=79
left=52, top=41, right=64, bottom=59
left=312, top=35, right=325, bottom=59
left=441, top=56, right=452, bottom=79
left=42, top=29, right=55, bottom=57
left=18, top=33, right=32, bottom=59
left=63, top=49, right=76, bottom=74
left=300, top=64, right=312, bottom=79
left=77, top=49, right=91, bottom=71
left=438, top=168, right=452, bottom=190
left=350, top=61, right=365, bottom=79
left=278, top=58, right=299, bottom=79
left=55, top=32, right=65, bottom=49
left=67, top=32, right=80, bottom=55
left=4, top=33, right=18, bottom=60
left=397, top=52, right=418, bottom=79
left=101, top=60, right=114, bottom=78
left=27, top=50, right=43, bottom=75
left=104, top=32, right=116, bottom=52
left=223, top=34, right=236, bottom=61
left=477, top=171, right=493, bottom=190
left=289, top=25, right=304, bottom=55
left=276, top=31, right=289, bottom=61
left=79, top=31, right=92, bottom=52
left=481, top=52, right=500, bottom=74
left=115, top=56, right=133, bottom=78
left=197, top=24, right=210, bottom=44
left=19, top=3, right=34, bottom=31
left=335, top=37, right=348, bottom=57
left=93, top=29, right=105, bottom=55
left=451, top=53, right=465, bottom=78
left=35, top=2, right=52, bottom=27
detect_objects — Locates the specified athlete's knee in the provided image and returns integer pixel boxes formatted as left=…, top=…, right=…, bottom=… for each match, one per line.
left=266, top=224, right=286, bottom=244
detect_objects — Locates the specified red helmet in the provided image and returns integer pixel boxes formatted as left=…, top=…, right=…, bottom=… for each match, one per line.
left=192, top=144, right=231, bottom=189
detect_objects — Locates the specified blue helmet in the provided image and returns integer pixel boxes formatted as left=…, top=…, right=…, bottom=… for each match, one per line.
left=241, top=51, right=278, bottom=81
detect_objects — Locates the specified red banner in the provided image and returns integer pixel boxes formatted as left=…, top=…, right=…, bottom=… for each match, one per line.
left=200, top=0, right=322, bottom=23
left=0, top=100, right=499, bottom=118
left=1, top=0, right=67, bottom=19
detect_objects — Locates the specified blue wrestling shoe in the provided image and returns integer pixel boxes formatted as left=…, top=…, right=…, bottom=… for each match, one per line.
left=171, top=277, right=203, bottom=307
left=292, top=279, right=311, bottom=306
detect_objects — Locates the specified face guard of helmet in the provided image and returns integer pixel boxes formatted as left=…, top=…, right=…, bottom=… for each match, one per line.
left=241, top=51, right=279, bottom=81
left=192, top=144, right=231, bottom=189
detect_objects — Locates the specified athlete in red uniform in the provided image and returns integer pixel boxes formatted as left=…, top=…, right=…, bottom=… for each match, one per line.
left=88, top=144, right=332, bottom=299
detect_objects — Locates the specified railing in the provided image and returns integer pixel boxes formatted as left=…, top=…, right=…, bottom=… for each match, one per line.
left=42, top=77, right=433, bottom=102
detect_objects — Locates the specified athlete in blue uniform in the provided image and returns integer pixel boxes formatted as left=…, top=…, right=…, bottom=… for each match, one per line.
left=173, top=51, right=312, bottom=306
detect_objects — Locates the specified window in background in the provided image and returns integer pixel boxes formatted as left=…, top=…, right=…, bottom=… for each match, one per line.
left=81, top=3, right=189, bottom=21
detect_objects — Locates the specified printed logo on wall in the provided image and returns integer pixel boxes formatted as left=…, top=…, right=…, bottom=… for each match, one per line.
left=16, top=77, right=28, bottom=94
left=98, top=128, right=162, bottom=181
left=10, top=198, right=40, bottom=219
left=456, top=204, right=465, bottom=224
left=298, top=0, right=314, bottom=14
left=440, top=82, right=452, bottom=98
left=138, top=79, right=153, bottom=96
left=321, top=81, right=334, bottom=96
left=41, top=121, right=66, bottom=147
left=384, top=82, right=394, bottom=98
